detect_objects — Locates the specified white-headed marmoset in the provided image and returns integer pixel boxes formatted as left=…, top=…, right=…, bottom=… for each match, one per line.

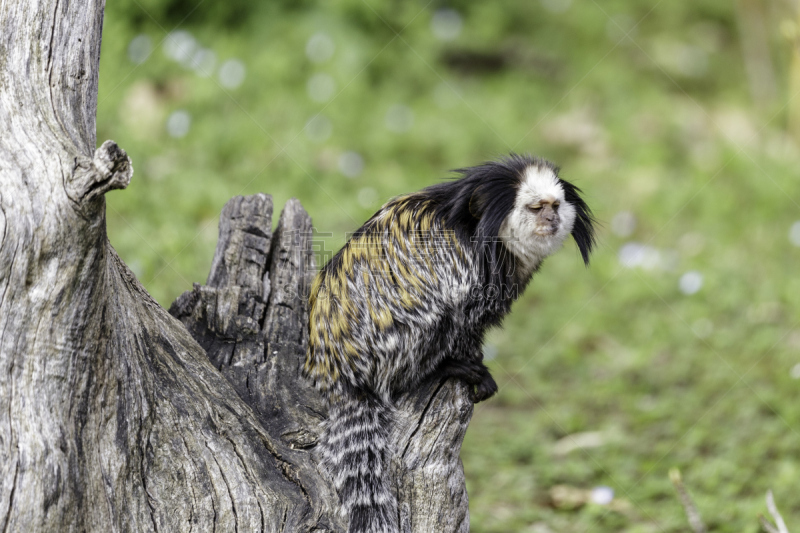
left=305, top=154, right=595, bottom=533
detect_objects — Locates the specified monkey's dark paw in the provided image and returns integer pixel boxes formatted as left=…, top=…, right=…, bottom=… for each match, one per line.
left=470, top=374, right=498, bottom=403
left=438, top=358, right=484, bottom=384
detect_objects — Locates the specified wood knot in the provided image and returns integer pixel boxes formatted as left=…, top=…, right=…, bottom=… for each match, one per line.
left=67, top=140, right=133, bottom=205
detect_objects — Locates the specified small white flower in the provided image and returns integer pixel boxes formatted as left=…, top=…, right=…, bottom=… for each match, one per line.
left=164, top=30, right=196, bottom=64
left=191, top=48, right=216, bottom=77
left=789, top=221, right=800, bottom=247
left=679, top=271, right=703, bottom=295
left=166, top=110, right=191, bottom=138
left=128, top=35, right=152, bottom=65
left=590, top=486, right=614, bottom=505
left=219, top=59, right=246, bottom=89
left=307, top=73, right=337, bottom=103
left=306, top=33, right=335, bottom=63
left=431, top=9, right=462, bottom=41
left=338, top=152, right=364, bottom=178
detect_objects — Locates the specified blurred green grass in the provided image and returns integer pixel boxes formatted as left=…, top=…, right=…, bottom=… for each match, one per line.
left=98, top=0, right=800, bottom=531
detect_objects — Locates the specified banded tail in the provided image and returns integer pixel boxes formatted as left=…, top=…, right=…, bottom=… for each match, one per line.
left=320, top=395, right=398, bottom=533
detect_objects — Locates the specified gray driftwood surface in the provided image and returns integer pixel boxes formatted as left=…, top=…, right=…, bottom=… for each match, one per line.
left=0, top=0, right=473, bottom=531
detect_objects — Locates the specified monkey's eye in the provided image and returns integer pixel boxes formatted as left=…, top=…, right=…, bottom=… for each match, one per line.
left=527, top=204, right=543, bottom=213
left=552, top=201, right=561, bottom=210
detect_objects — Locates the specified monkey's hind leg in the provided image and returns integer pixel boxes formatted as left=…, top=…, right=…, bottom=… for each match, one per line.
left=436, top=357, right=498, bottom=403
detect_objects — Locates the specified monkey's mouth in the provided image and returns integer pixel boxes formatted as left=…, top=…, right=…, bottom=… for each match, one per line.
left=534, top=224, right=559, bottom=236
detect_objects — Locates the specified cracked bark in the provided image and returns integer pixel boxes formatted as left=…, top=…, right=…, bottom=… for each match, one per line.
left=0, top=0, right=473, bottom=531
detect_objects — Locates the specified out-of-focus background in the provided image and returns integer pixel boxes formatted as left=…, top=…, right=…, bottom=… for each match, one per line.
left=99, top=0, right=800, bottom=531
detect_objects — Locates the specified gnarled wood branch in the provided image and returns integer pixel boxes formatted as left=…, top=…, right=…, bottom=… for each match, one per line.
left=0, top=0, right=473, bottom=531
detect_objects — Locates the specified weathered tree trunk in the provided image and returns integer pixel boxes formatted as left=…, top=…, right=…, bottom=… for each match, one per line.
left=0, top=1, right=473, bottom=532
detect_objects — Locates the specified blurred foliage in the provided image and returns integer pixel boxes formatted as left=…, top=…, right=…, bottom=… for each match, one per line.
left=99, top=0, right=800, bottom=531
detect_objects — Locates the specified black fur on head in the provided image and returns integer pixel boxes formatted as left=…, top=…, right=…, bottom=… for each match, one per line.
left=424, top=153, right=595, bottom=266
left=557, top=175, right=596, bottom=265
left=423, top=155, right=523, bottom=284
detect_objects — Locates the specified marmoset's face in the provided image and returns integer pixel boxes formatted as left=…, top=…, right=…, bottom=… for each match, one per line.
left=499, top=165, right=577, bottom=269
